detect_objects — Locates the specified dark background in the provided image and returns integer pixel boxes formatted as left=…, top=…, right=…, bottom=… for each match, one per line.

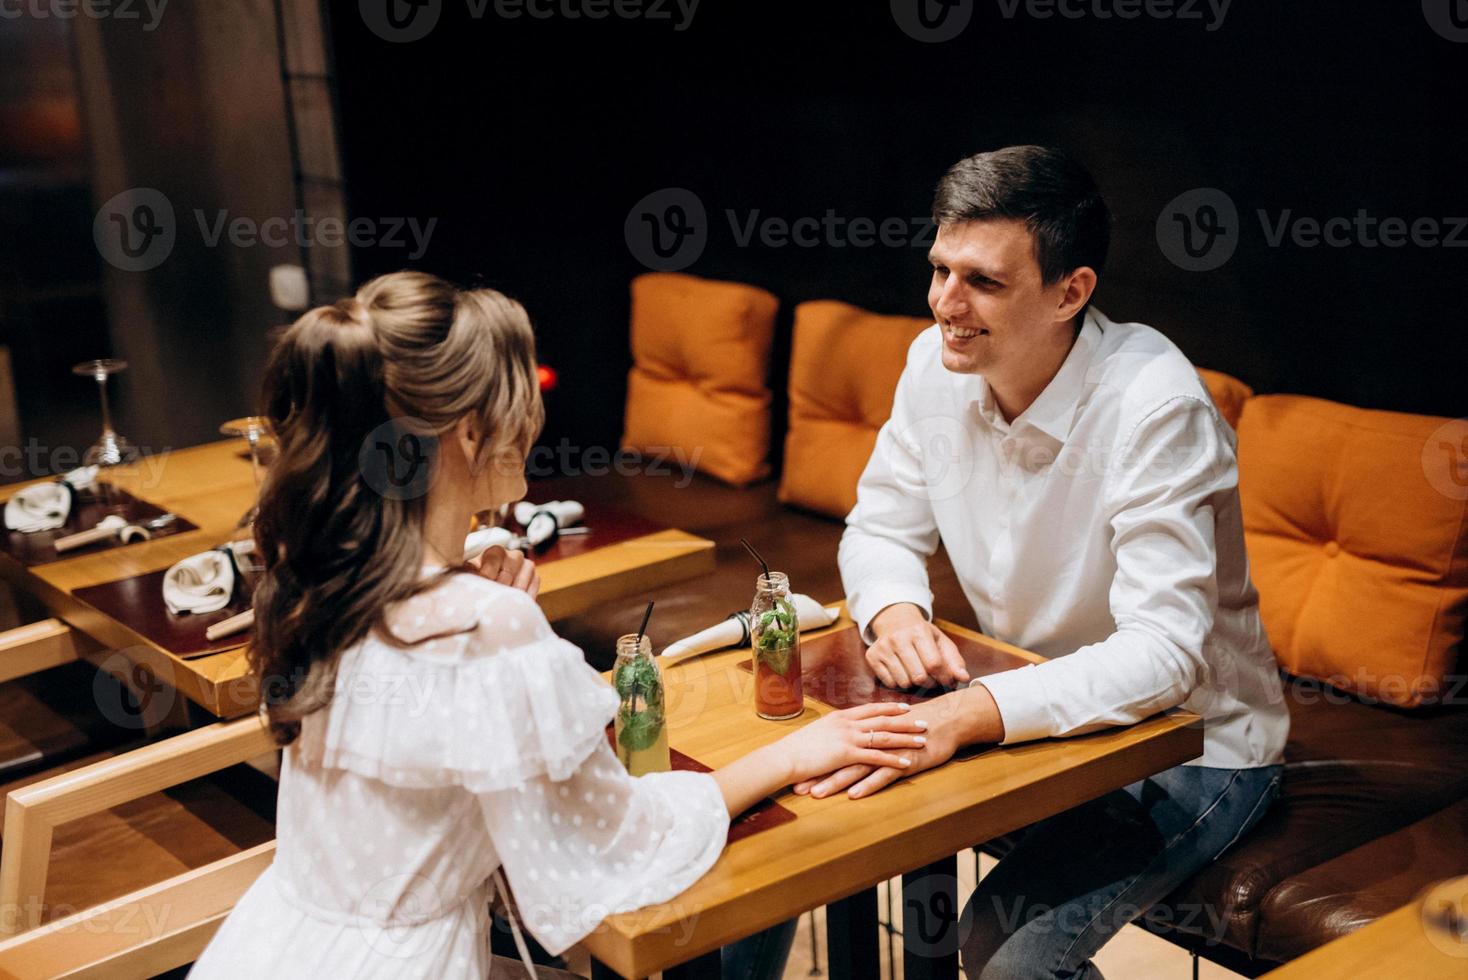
left=0, top=1, right=1463, bottom=474
left=334, top=1, right=1466, bottom=457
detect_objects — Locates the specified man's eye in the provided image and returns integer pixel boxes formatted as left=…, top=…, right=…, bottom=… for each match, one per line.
left=932, top=266, right=949, bottom=277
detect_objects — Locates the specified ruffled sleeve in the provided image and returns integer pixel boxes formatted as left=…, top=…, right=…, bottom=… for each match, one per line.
left=478, top=739, right=730, bottom=955
left=292, top=574, right=619, bottom=793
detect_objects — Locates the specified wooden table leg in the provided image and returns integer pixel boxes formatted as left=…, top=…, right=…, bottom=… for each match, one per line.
left=663, top=948, right=722, bottom=980
left=826, top=887, right=880, bottom=980
left=902, top=854, right=961, bottom=980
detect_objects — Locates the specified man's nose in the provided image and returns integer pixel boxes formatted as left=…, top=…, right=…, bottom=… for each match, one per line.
left=933, top=276, right=966, bottom=320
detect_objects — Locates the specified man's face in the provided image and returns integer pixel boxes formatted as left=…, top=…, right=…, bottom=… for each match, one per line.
left=926, top=218, right=1073, bottom=377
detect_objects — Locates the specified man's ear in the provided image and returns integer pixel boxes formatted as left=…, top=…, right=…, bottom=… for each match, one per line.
left=1055, top=266, right=1098, bottom=325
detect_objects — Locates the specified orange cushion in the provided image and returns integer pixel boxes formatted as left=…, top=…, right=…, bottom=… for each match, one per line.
left=1197, top=368, right=1253, bottom=429
left=1238, top=395, right=1468, bottom=707
left=778, top=301, right=931, bottom=518
left=621, top=273, right=778, bottom=487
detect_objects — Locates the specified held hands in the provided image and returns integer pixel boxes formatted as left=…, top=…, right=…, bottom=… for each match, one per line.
left=866, top=603, right=970, bottom=688
left=472, top=546, right=540, bottom=598
left=775, top=703, right=931, bottom=785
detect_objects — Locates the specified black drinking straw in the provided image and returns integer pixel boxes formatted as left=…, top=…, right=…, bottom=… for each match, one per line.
left=740, top=537, right=771, bottom=583
left=636, top=600, right=655, bottom=645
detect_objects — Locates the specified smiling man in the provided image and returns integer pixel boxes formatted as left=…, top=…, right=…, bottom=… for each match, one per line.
left=808, top=146, right=1290, bottom=978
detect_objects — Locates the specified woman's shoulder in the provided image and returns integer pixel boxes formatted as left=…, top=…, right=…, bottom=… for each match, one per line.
left=380, top=570, right=551, bottom=658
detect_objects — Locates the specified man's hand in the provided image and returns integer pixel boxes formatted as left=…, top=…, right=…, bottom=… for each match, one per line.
left=867, top=603, right=970, bottom=688
left=472, top=545, right=540, bottom=598
left=791, top=683, right=1004, bottom=799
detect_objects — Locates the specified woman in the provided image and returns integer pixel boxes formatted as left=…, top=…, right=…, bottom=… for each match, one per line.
left=190, top=271, right=927, bottom=978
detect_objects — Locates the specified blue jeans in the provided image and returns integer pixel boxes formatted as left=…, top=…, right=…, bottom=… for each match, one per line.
left=723, top=918, right=798, bottom=980
left=960, top=763, right=1283, bottom=980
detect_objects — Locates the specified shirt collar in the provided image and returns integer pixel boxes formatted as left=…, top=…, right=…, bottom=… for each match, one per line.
left=968, top=307, right=1104, bottom=445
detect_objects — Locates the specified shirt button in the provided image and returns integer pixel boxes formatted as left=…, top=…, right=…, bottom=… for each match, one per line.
left=1323, top=541, right=1341, bottom=557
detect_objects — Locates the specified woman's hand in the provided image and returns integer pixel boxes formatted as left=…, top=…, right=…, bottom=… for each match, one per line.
left=775, top=702, right=930, bottom=785
left=473, top=545, right=539, bottom=598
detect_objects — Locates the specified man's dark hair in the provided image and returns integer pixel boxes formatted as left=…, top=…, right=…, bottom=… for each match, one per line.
left=932, top=145, right=1111, bottom=285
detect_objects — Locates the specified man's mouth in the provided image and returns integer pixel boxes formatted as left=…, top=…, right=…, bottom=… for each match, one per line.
left=945, top=325, right=988, bottom=340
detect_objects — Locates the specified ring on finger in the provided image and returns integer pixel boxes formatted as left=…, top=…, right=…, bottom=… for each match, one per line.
left=865, top=730, right=874, bottom=748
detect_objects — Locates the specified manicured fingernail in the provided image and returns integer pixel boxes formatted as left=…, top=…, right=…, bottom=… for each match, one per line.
left=895, top=703, right=911, bottom=710
left=900, top=757, right=911, bottom=767
left=915, top=720, right=929, bottom=730
left=915, top=736, right=927, bottom=745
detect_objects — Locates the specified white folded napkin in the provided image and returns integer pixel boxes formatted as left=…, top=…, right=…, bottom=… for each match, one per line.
left=462, top=526, right=515, bottom=562
left=3, top=466, right=99, bottom=533
left=163, top=547, right=239, bottom=615
left=660, top=594, right=842, bottom=666
left=512, top=500, right=585, bottom=547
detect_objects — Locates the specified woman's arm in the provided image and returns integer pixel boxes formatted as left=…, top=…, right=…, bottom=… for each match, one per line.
left=711, top=703, right=928, bottom=816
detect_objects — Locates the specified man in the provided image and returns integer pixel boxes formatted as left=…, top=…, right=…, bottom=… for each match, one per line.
left=801, top=146, right=1289, bottom=979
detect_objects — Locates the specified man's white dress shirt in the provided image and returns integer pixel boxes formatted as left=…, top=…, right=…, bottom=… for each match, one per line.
left=839, top=308, right=1288, bottom=769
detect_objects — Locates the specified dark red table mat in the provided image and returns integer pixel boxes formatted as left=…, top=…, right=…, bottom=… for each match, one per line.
left=0, top=484, right=198, bottom=567
left=499, top=499, right=666, bottom=565
left=604, top=730, right=796, bottom=844
left=740, top=624, right=1034, bottom=710
left=73, top=565, right=253, bottom=659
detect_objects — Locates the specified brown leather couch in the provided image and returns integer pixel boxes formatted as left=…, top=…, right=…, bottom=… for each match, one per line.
left=545, top=461, right=1468, bottom=974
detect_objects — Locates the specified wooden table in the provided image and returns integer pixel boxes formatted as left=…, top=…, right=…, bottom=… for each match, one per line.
left=584, top=609, right=1204, bottom=978
left=0, top=440, right=715, bottom=718
left=1262, top=876, right=1468, bottom=980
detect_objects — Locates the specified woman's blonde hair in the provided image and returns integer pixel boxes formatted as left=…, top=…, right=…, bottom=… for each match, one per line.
left=249, top=271, right=544, bottom=743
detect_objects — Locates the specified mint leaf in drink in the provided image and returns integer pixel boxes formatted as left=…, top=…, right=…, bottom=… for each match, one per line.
left=617, top=702, right=663, bottom=753
left=755, top=638, right=794, bottom=677
left=614, top=657, right=660, bottom=702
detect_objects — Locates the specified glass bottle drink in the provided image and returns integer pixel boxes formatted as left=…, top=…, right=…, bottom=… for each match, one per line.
left=612, top=633, right=670, bottom=775
left=750, top=572, right=804, bottom=720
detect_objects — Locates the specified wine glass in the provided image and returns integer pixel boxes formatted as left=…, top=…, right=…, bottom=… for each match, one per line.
left=73, top=359, right=138, bottom=505
left=220, top=416, right=272, bottom=529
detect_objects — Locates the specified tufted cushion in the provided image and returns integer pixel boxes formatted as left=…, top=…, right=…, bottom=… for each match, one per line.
left=621, top=272, right=779, bottom=487
left=777, top=300, right=931, bottom=519
left=1237, top=395, right=1468, bottom=707
left=1196, top=367, right=1253, bottom=429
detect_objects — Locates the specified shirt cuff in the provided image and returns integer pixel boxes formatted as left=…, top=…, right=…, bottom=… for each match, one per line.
left=971, top=665, right=1054, bottom=745
left=848, top=581, right=934, bottom=644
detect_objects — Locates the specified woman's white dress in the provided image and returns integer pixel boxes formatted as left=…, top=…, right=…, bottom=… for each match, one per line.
left=190, top=571, right=730, bottom=978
